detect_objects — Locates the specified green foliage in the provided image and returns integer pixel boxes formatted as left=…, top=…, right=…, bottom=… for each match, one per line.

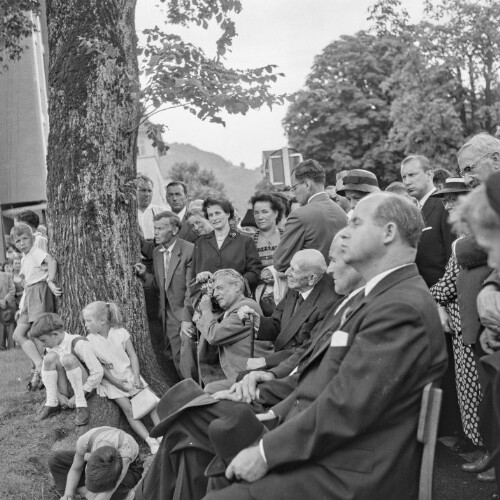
left=0, top=0, right=40, bottom=70
left=254, top=176, right=275, bottom=194
left=169, top=161, right=227, bottom=199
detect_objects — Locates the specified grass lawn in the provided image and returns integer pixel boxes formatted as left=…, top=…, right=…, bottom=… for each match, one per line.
left=0, top=349, right=153, bottom=499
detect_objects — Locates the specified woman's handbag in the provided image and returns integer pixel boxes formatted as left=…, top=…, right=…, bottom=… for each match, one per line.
left=130, top=386, right=160, bottom=419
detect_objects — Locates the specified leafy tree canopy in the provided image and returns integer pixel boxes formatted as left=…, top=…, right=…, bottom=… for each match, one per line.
left=169, top=161, right=227, bottom=200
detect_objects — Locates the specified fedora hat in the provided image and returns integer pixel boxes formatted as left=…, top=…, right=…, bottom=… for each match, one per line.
left=149, top=379, right=216, bottom=438
left=486, top=171, right=500, bottom=217
left=205, top=404, right=266, bottom=477
left=336, top=169, right=380, bottom=196
left=432, top=177, right=470, bottom=197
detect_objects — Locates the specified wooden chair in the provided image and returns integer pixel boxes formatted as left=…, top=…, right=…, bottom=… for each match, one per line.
left=417, top=382, right=443, bottom=500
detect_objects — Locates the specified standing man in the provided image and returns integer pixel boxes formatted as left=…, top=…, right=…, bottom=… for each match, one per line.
left=166, top=181, right=197, bottom=243
left=135, top=211, right=195, bottom=380
left=137, top=174, right=170, bottom=242
left=401, top=155, right=454, bottom=287
left=273, top=160, right=348, bottom=272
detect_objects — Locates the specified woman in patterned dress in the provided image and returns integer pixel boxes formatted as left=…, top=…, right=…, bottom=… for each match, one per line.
left=430, top=179, right=483, bottom=447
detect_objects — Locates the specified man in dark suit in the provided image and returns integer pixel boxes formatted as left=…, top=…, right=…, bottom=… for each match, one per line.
left=401, top=155, right=455, bottom=287
left=273, top=159, right=348, bottom=272
left=237, top=248, right=340, bottom=372
left=166, top=181, right=197, bottom=243
left=135, top=211, right=196, bottom=380
left=135, top=194, right=447, bottom=500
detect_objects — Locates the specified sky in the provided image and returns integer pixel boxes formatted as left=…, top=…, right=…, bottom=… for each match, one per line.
left=135, top=0, right=423, bottom=170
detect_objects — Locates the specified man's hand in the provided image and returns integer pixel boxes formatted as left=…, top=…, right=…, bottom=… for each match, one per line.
left=180, top=321, right=195, bottom=338
left=134, top=262, right=146, bottom=278
left=226, top=445, right=268, bottom=483
left=199, top=295, right=212, bottom=313
left=260, top=268, right=274, bottom=285
left=437, top=307, right=454, bottom=333
left=246, top=357, right=266, bottom=370
left=196, top=271, right=213, bottom=283
left=237, top=305, right=260, bottom=331
left=477, top=286, right=500, bottom=334
left=480, top=328, right=500, bottom=354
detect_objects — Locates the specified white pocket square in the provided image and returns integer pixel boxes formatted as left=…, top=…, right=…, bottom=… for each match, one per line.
left=330, top=330, right=349, bottom=347
left=422, top=226, right=432, bottom=232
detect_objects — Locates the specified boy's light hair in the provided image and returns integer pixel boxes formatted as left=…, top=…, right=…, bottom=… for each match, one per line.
left=85, top=446, right=123, bottom=493
left=30, top=313, right=65, bottom=339
left=10, top=223, right=34, bottom=241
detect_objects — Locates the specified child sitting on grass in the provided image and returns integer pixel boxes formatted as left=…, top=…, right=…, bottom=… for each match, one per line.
left=11, top=223, right=62, bottom=390
left=30, top=313, right=103, bottom=426
left=49, top=425, right=143, bottom=500
left=82, top=301, right=161, bottom=455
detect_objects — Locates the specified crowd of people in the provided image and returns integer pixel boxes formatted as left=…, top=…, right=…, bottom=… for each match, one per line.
left=4, top=132, right=500, bottom=499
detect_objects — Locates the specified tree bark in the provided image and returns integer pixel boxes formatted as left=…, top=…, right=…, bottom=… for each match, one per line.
left=45, top=0, right=168, bottom=424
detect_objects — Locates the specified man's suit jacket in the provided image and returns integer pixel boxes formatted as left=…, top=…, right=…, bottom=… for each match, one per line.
left=256, top=274, right=340, bottom=368
left=416, top=196, right=455, bottom=287
left=177, top=214, right=197, bottom=243
left=249, top=265, right=447, bottom=500
left=273, top=193, right=348, bottom=272
left=146, top=238, right=194, bottom=328
left=197, top=296, right=273, bottom=384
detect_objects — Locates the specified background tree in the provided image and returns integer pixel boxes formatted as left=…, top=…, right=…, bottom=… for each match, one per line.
left=169, top=161, right=227, bottom=199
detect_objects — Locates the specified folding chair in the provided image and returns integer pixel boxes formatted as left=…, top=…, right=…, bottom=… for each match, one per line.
left=417, top=382, right=443, bottom=500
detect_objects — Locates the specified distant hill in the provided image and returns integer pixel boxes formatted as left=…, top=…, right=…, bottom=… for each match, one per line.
left=159, top=143, right=264, bottom=214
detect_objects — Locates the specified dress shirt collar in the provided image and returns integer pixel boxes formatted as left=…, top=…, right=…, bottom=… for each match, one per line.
left=418, top=187, right=436, bottom=209
left=159, top=239, right=177, bottom=253
left=364, top=264, right=412, bottom=296
left=334, top=286, right=365, bottom=315
left=308, top=191, right=327, bottom=204
left=176, top=207, right=187, bottom=220
left=300, top=288, right=313, bottom=301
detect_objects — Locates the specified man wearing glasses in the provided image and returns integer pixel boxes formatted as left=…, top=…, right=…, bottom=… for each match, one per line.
left=273, top=159, right=348, bottom=272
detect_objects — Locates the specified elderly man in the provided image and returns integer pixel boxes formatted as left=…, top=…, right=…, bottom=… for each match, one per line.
left=166, top=181, right=197, bottom=243
left=136, top=193, right=447, bottom=500
left=273, top=159, right=348, bottom=272
left=237, top=249, right=340, bottom=374
left=196, top=269, right=274, bottom=393
left=401, top=155, right=454, bottom=287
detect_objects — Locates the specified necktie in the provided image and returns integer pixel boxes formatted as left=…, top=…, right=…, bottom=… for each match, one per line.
left=164, top=250, right=171, bottom=291
left=293, top=294, right=305, bottom=315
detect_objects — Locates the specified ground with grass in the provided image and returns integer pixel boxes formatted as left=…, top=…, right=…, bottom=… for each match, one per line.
left=0, top=349, right=153, bottom=500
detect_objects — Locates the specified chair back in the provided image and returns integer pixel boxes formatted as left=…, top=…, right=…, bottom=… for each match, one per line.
left=417, top=382, right=443, bottom=500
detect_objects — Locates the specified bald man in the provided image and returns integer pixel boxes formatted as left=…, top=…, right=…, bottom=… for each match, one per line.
left=235, top=249, right=341, bottom=376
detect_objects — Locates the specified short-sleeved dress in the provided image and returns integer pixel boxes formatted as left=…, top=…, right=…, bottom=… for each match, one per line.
left=87, top=327, right=146, bottom=400
left=76, top=426, right=139, bottom=462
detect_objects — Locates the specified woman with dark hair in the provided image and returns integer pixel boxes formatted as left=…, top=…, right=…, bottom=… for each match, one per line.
left=250, top=193, right=284, bottom=268
left=191, top=197, right=262, bottom=300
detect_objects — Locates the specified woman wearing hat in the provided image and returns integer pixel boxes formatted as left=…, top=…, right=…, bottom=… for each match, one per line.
left=430, top=178, right=484, bottom=455
left=336, top=169, right=380, bottom=213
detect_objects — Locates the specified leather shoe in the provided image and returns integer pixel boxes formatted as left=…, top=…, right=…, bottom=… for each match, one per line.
left=461, top=452, right=490, bottom=473
left=478, top=468, right=496, bottom=483
left=35, top=405, right=60, bottom=421
left=75, top=407, right=89, bottom=426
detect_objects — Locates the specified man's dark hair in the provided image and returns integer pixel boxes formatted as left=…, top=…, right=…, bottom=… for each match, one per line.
left=85, top=446, right=123, bottom=493
left=166, top=181, right=188, bottom=195
left=15, top=210, right=40, bottom=230
left=373, top=193, right=425, bottom=249
left=202, top=197, right=235, bottom=220
left=30, top=313, right=65, bottom=338
left=385, top=181, right=408, bottom=196
left=292, top=159, right=326, bottom=185
left=433, top=168, right=451, bottom=186
left=250, top=193, right=285, bottom=224
left=153, top=211, right=182, bottom=230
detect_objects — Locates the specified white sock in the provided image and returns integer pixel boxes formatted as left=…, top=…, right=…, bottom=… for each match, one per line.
left=41, top=369, right=58, bottom=407
left=65, top=367, right=87, bottom=408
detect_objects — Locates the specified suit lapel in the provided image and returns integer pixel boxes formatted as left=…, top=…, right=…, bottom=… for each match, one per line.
left=422, top=197, right=437, bottom=224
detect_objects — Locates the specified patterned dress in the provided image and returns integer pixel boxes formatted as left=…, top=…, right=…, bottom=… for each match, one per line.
left=431, top=253, right=483, bottom=445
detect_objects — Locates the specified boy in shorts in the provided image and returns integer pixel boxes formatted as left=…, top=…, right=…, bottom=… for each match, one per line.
left=30, top=313, right=103, bottom=425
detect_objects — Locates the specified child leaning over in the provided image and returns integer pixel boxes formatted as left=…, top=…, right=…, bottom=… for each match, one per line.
left=30, top=313, right=103, bottom=426
left=49, top=425, right=143, bottom=500
left=82, top=301, right=161, bottom=454
left=11, top=223, right=62, bottom=390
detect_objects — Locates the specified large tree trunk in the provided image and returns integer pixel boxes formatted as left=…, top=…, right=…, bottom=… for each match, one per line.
left=45, top=0, right=168, bottom=418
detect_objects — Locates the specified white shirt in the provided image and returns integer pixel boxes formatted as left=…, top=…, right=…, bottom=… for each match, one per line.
left=160, top=240, right=177, bottom=278
left=417, top=187, right=436, bottom=210
left=364, top=264, right=412, bottom=296
left=20, top=246, right=48, bottom=286
left=300, top=288, right=313, bottom=301
left=33, top=232, right=48, bottom=252
left=176, top=207, right=187, bottom=220
left=138, top=203, right=170, bottom=240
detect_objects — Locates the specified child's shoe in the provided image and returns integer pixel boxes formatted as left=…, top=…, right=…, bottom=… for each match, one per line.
left=146, top=437, right=160, bottom=455
left=75, top=407, right=89, bottom=426
left=35, top=405, right=60, bottom=421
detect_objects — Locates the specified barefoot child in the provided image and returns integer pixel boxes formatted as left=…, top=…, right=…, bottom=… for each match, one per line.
left=11, top=223, right=62, bottom=389
left=82, top=301, right=161, bottom=455
left=49, top=426, right=143, bottom=500
left=30, top=313, right=104, bottom=425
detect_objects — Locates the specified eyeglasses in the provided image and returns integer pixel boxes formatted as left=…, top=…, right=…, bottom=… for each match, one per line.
left=441, top=196, right=457, bottom=207
left=290, top=180, right=305, bottom=192
left=459, top=151, right=497, bottom=177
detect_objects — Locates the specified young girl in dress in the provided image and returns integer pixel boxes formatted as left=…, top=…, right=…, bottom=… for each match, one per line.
left=82, top=301, right=161, bottom=455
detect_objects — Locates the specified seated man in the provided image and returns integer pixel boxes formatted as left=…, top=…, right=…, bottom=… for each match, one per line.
left=238, top=249, right=340, bottom=373
left=196, top=269, right=273, bottom=393
left=30, top=313, right=103, bottom=426
left=136, top=193, right=447, bottom=500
